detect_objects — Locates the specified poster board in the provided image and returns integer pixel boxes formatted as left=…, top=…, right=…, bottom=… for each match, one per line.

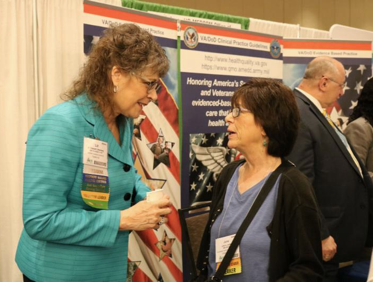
left=179, top=22, right=283, bottom=209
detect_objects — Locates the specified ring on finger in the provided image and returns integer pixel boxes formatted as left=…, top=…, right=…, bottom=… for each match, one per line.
left=158, top=217, right=165, bottom=225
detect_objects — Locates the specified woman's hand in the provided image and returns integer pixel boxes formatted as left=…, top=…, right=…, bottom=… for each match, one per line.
left=119, top=195, right=172, bottom=231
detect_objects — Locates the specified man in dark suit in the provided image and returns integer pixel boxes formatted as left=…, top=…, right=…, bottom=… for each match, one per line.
left=287, top=56, right=373, bottom=281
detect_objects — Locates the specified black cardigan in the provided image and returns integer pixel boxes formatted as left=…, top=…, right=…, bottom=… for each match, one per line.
left=196, top=159, right=324, bottom=282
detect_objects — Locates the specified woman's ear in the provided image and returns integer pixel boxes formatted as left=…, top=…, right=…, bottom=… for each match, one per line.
left=111, top=66, right=121, bottom=84
left=261, top=130, right=267, bottom=139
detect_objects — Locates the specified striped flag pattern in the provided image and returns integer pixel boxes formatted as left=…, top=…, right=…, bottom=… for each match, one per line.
left=129, top=80, right=182, bottom=281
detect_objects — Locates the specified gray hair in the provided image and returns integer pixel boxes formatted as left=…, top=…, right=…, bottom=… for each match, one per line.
left=303, top=56, right=340, bottom=80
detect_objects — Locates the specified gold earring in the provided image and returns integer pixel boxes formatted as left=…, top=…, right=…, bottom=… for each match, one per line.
left=263, top=139, right=267, bottom=147
left=113, top=86, right=117, bottom=93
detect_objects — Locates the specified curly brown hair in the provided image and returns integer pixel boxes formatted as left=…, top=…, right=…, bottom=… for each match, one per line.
left=64, top=23, right=169, bottom=112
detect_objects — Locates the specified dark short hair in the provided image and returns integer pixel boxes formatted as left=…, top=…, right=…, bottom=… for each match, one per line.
left=65, top=23, right=169, bottom=111
left=231, top=78, right=300, bottom=157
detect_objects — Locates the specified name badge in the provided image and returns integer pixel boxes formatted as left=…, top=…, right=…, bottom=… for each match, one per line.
left=215, top=234, right=242, bottom=276
left=81, top=137, right=110, bottom=209
left=83, top=137, right=108, bottom=168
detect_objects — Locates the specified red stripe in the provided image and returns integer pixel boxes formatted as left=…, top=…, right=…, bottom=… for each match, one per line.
left=140, top=118, right=181, bottom=183
left=84, top=3, right=176, bottom=30
left=158, top=81, right=179, bottom=136
left=166, top=206, right=181, bottom=241
left=283, top=40, right=371, bottom=50
left=326, top=102, right=341, bottom=114
left=181, top=23, right=279, bottom=44
left=333, top=102, right=341, bottom=112
left=137, top=230, right=183, bottom=281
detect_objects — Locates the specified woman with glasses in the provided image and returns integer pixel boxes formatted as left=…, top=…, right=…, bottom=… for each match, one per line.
left=16, top=24, right=171, bottom=282
left=196, top=78, right=324, bottom=281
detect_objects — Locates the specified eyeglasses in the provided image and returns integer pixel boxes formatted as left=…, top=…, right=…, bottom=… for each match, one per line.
left=229, top=107, right=251, bottom=118
left=322, top=75, right=346, bottom=89
left=134, top=73, right=160, bottom=93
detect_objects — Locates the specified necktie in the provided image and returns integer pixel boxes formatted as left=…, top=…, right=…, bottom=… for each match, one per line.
left=322, top=110, right=335, bottom=128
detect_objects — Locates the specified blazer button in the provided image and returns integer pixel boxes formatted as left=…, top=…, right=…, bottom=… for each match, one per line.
left=123, top=164, right=131, bottom=172
left=360, top=204, right=366, bottom=210
left=124, top=193, right=131, bottom=201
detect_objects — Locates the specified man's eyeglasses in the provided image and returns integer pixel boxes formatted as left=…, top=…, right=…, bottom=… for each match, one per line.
left=229, top=107, right=251, bottom=118
left=322, top=75, right=346, bottom=89
left=137, top=75, right=160, bottom=93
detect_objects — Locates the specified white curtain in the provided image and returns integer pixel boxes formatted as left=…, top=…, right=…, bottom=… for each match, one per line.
left=35, top=0, right=85, bottom=112
left=249, top=17, right=330, bottom=39
left=36, top=0, right=122, bottom=113
left=0, top=1, right=121, bottom=281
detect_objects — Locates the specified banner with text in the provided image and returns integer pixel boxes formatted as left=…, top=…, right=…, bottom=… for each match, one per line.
left=180, top=21, right=283, bottom=209
left=283, top=39, right=372, bottom=130
left=84, top=2, right=181, bottom=281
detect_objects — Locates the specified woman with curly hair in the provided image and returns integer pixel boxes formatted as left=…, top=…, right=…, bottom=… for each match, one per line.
left=345, top=77, right=373, bottom=181
left=16, top=24, right=172, bottom=282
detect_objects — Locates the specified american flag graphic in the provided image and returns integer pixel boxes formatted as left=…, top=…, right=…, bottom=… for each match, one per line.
left=189, top=133, right=239, bottom=206
left=129, top=80, right=182, bottom=281
left=328, top=64, right=372, bottom=131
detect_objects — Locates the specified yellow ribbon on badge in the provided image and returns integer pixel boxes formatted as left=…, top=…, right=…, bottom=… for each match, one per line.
left=216, top=257, right=242, bottom=276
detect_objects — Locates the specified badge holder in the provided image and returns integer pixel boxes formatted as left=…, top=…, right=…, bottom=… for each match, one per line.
left=215, top=235, right=242, bottom=276
left=81, top=137, right=110, bottom=209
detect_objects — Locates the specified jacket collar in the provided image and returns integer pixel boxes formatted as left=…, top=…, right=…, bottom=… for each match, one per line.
left=294, top=89, right=327, bottom=124
left=295, top=87, right=323, bottom=113
left=74, top=94, right=129, bottom=164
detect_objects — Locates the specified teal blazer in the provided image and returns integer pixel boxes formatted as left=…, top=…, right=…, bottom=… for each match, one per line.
left=16, top=94, right=150, bottom=282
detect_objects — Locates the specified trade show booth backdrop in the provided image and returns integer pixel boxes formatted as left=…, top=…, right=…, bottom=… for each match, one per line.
left=2, top=0, right=373, bottom=281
